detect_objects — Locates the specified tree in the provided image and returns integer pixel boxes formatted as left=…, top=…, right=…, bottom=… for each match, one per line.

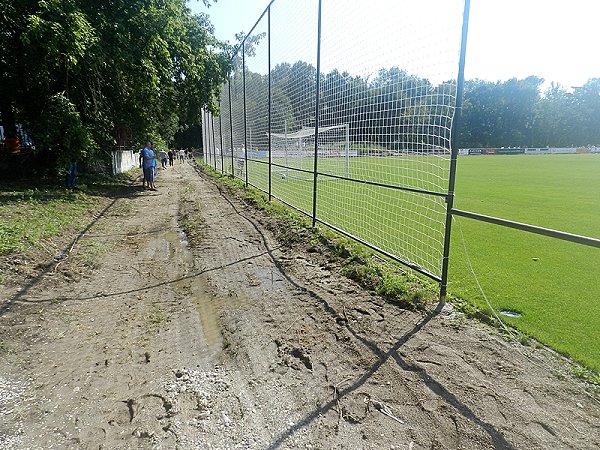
left=0, top=0, right=97, bottom=160
left=0, top=0, right=230, bottom=172
left=575, top=78, right=600, bottom=145
left=461, top=77, right=543, bottom=148
left=533, top=83, right=577, bottom=147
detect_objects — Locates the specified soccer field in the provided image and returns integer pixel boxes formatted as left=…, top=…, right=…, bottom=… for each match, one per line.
left=451, top=154, right=600, bottom=371
left=222, top=153, right=600, bottom=370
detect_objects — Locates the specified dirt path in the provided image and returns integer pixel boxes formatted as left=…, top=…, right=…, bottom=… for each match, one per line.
left=0, top=161, right=599, bottom=450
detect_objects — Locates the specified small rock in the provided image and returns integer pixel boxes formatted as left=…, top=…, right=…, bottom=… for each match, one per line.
left=222, top=412, right=232, bottom=426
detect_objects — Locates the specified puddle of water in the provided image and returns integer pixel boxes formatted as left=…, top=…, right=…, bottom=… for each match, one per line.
left=500, top=310, right=522, bottom=318
left=164, top=229, right=220, bottom=346
left=178, top=229, right=189, bottom=247
left=166, top=227, right=227, bottom=347
left=193, top=291, right=221, bottom=347
left=164, top=230, right=194, bottom=266
left=247, top=266, right=286, bottom=289
left=163, top=227, right=250, bottom=351
left=191, top=281, right=246, bottom=347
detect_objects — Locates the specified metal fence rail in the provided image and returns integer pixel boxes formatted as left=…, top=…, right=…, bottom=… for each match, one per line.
left=202, top=0, right=600, bottom=300
left=204, top=0, right=469, bottom=291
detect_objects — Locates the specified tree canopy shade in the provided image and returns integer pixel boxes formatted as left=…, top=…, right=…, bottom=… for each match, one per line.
left=0, top=0, right=231, bottom=170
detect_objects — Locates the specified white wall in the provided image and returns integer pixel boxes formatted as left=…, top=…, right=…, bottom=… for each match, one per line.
left=112, top=150, right=139, bottom=174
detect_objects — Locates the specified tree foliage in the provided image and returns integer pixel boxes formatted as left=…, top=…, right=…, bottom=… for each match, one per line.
left=0, top=0, right=231, bottom=171
left=461, top=77, right=600, bottom=148
left=229, top=55, right=600, bottom=150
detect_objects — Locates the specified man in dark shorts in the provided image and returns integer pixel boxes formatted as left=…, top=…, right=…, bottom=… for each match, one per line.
left=159, top=149, right=168, bottom=169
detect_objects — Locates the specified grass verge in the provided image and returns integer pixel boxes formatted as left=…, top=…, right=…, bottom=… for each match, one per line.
left=198, top=162, right=438, bottom=310
left=0, top=172, right=135, bottom=283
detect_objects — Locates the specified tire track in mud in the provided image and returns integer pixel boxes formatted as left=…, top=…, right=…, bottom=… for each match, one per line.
left=0, top=162, right=598, bottom=449
left=0, top=165, right=233, bottom=449
left=183, top=163, right=600, bottom=450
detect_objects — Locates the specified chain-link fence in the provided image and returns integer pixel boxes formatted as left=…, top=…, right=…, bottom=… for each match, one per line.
left=199, top=0, right=600, bottom=370
left=203, top=0, right=469, bottom=287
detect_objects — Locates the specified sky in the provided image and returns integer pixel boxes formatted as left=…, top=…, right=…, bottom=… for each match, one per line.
left=188, top=0, right=599, bottom=89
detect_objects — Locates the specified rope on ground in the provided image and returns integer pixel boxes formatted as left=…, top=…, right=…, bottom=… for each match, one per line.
left=455, top=216, right=516, bottom=339
left=455, top=216, right=600, bottom=408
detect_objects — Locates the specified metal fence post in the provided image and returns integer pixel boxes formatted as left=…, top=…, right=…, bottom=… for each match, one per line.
left=219, top=100, right=224, bottom=173
left=267, top=5, right=272, bottom=201
left=228, top=79, right=234, bottom=175
left=243, top=42, right=249, bottom=186
left=201, top=109, right=206, bottom=163
left=345, top=122, right=350, bottom=178
left=311, top=0, right=323, bottom=227
left=440, top=0, right=471, bottom=302
left=205, top=110, right=210, bottom=166
left=206, top=112, right=211, bottom=166
left=211, top=114, right=217, bottom=170
left=203, top=110, right=208, bottom=165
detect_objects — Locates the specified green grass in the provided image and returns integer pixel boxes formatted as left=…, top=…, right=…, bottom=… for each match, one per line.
left=244, top=156, right=448, bottom=278
left=78, top=239, right=114, bottom=269
left=210, top=153, right=600, bottom=371
left=0, top=188, right=96, bottom=255
left=451, top=154, right=600, bottom=371
left=0, top=173, right=134, bottom=279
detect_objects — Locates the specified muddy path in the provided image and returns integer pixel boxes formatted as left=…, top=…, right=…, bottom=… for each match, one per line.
left=0, top=161, right=599, bottom=449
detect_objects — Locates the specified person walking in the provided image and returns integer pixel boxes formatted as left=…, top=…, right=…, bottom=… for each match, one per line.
left=141, top=141, right=158, bottom=190
left=159, top=149, right=168, bottom=169
left=139, top=149, right=146, bottom=189
left=168, top=149, right=175, bottom=167
left=179, top=148, right=185, bottom=163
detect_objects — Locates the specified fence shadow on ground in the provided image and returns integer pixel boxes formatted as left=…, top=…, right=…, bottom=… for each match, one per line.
left=206, top=169, right=515, bottom=450
left=265, top=307, right=515, bottom=450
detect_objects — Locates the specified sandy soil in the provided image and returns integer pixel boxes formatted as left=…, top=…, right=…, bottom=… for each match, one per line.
left=0, top=160, right=599, bottom=450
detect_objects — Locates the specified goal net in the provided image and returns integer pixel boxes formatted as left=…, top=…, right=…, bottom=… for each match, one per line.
left=270, top=123, right=353, bottom=180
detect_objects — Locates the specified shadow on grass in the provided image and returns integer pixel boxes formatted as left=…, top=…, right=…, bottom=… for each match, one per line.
left=0, top=173, right=145, bottom=316
left=0, top=172, right=144, bottom=206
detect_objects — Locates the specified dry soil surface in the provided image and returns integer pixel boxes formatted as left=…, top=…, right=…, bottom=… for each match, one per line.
left=0, top=161, right=599, bottom=450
